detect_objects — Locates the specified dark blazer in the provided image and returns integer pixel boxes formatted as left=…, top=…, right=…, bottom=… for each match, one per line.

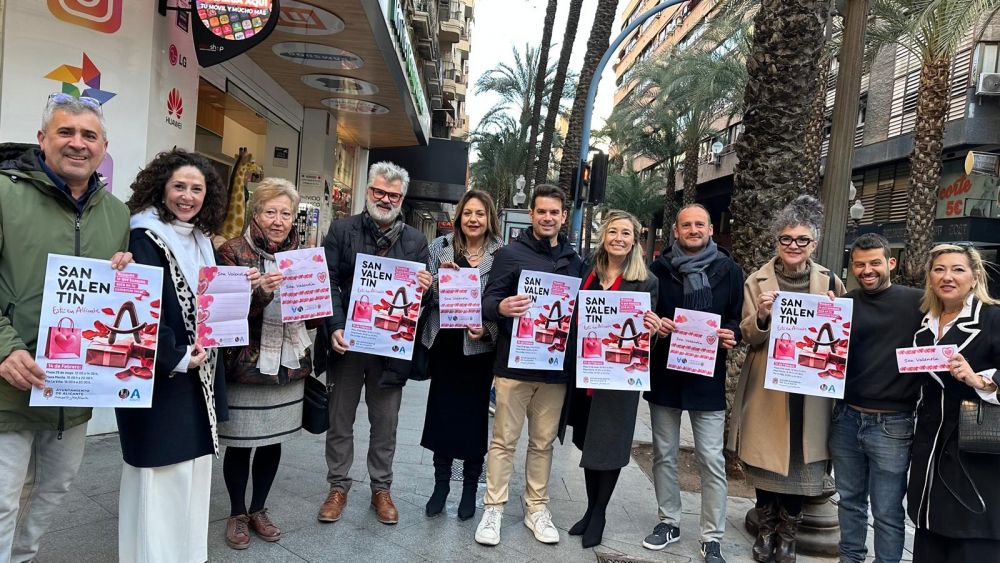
left=314, top=213, right=430, bottom=387
left=116, top=229, right=227, bottom=468
left=909, top=297, right=1000, bottom=540
left=645, top=248, right=744, bottom=411
left=482, top=230, right=585, bottom=384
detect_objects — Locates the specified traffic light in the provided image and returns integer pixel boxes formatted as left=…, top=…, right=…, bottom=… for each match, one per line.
left=588, top=152, right=609, bottom=204
left=572, top=159, right=591, bottom=203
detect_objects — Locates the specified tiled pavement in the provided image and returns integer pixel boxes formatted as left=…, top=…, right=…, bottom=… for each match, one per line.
left=36, top=380, right=911, bottom=562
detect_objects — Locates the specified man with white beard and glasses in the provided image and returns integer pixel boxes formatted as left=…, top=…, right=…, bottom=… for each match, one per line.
left=315, top=161, right=432, bottom=526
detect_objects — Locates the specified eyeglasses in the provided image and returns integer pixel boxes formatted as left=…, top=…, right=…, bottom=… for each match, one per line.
left=777, top=235, right=815, bottom=248
left=261, top=209, right=294, bottom=221
left=47, top=92, right=103, bottom=114
left=369, top=186, right=402, bottom=204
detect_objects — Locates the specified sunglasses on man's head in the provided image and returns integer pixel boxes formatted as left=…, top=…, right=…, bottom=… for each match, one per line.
left=47, top=92, right=103, bottom=114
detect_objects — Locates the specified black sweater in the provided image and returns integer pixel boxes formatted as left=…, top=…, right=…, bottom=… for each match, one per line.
left=843, top=284, right=924, bottom=411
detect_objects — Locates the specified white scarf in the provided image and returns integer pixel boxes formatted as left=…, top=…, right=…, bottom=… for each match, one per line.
left=130, top=207, right=216, bottom=289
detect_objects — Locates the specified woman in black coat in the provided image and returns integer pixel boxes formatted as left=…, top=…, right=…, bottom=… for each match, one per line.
left=568, top=210, right=663, bottom=548
left=116, top=149, right=250, bottom=563
left=909, top=243, right=1000, bottom=562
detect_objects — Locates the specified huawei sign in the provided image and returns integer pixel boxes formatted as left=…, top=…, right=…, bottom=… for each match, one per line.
left=166, top=88, right=184, bottom=129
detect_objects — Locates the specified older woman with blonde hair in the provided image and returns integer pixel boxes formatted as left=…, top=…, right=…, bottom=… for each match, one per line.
left=568, top=210, right=663, bottom=548
left=216, top=178, right=315, bottom=550
left=908, top=243, right=1000, bottom=562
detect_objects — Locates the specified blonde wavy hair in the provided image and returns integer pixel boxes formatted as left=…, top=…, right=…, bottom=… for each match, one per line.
left=592, top=210, right=648, bottom=282
left=920, top=243, right=999, bottom=316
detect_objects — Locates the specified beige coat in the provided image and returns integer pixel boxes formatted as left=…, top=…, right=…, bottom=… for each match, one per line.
left=727, top=257, right=847, bottom=476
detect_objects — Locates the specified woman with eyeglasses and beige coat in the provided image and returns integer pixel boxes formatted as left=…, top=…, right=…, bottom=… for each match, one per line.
left=728, top=195, right=846, bottom=563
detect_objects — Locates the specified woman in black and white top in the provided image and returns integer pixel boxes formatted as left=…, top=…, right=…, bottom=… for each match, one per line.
left=910, top=243, right=1000, bottom=562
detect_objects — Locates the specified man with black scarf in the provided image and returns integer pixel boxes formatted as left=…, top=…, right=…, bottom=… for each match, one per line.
left=316, top=161, right=431, bottom=526
left=642, top=204, right=744, bottom=563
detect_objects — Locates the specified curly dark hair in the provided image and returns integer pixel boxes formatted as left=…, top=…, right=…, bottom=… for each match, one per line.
left=126, top=148, right=227, bottom=233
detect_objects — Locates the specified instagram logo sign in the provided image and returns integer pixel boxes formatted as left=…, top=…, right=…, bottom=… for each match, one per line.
left=48, top=0, right=122, bottom=34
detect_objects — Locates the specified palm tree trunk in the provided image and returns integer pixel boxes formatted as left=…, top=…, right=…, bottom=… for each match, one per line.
left=801, top=57, right=832, bottom=197
left=524, top=0, right=559, bottom=184
left=729, top=0, right=828, bottom=275
left=901, top=56, right=953, bottom=287
left=660, top=159, right=678, bottom=250
left=557, top=0, right=618, bottom=200
left=536, top=0, right=585, bottom=186
left=683, top=139, right=700, bottom=206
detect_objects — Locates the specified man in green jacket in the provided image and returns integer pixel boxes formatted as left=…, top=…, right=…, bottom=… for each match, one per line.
left=0, top=94, right=131, bottom=563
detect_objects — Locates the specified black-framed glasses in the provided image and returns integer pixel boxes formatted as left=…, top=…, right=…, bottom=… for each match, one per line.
left=47, top=92, right=103, bottom=114
left=777, top=235, right=815, bottom=248
left=369, top=186, right=402, bottom=204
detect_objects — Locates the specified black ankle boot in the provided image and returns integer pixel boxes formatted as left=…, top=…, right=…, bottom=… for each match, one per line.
left=568, top=511, right=591, bottom=536
left=425, top=458, right=452, bottom=517
left=457, top=460, right=481, bottom=520
left=773, top=507, right=802, bottom=563
left=580, top=510, right=606, bottom=548
left=752, top=502, right=779, bottom=562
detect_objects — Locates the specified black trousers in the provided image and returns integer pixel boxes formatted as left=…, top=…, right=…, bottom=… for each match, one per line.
left=913, top=528, right=1000, bottom=563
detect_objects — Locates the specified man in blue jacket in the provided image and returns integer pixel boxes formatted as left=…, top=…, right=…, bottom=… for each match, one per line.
left=642, top=204, right=743, bottom=563
left=475, top=184, right=584, bottom=547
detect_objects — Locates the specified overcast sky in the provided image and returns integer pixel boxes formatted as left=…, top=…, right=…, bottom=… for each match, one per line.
left=466, top=0, right=622, bottom=138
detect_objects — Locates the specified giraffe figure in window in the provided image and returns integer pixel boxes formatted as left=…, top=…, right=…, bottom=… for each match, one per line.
left=214, top=147, right=262, bottom=247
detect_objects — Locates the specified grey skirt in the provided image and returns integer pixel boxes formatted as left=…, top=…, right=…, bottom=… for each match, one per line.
left=219, top=379, right=304, bottom=448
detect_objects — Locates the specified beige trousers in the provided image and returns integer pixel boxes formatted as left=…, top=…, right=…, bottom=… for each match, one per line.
left=483, top=376, right=566, bottom=513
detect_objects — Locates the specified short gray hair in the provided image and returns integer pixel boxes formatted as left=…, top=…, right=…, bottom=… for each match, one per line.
left=368, top=161, right=410, bottom=195
left=771, top=194, right=824, bottom=240
left=41, top=97, right=108, bottom=140
left=250, top=177, right=301, bottom=215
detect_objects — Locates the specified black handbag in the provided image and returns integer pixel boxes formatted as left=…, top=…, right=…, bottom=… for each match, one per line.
left=302, top=375, right=329, bottom=434
left=958, top=399, right=1000, bottom=454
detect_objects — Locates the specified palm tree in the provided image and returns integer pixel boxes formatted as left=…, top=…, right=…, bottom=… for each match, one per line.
left=866, top=0, right=1000, bottom=286
left=524, top=0, right=560, bottom=184
left=535, top=0, right=585, bottom=186
left=603, top=170, right=661, bottom=226
left=470, top=114, right=531, bottom=207
left=728, top=0, right=830, bottom=275
left=474, top=45, right=543, bottom=132
left=557, top=0, right=620, bottom=199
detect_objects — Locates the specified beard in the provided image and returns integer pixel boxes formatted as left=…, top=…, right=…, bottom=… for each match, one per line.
left=366, top=198, right=401, bottom=225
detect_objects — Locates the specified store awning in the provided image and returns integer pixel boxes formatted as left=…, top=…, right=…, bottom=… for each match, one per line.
left=247, top=0, right=431, bottom=148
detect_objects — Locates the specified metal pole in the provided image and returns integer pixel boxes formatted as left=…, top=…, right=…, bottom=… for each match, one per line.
left=570, top=0, right=688, bottom=247
left=817, top=0, right=869, bottom=275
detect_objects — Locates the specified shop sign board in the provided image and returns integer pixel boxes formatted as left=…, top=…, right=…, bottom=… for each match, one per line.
left=192, top=0, right=280, bottom=67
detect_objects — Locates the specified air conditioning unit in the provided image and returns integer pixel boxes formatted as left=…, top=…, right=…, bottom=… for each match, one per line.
left=977, top=72, right=1000, bottom=95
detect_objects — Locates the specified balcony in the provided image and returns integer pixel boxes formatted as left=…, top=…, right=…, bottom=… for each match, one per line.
left=439, top=4, right=462, bottom=43
left=411, top=0, right=434, bottom=38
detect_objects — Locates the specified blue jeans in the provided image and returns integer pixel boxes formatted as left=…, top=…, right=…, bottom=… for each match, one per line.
left=829, top=403, right=913, bottom=563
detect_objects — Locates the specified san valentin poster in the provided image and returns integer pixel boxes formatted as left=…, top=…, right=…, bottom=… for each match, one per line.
left=508, top=270, right=580, bottom=371
left=576, top=290, right=652, bottom=390
left=764, top=292, right=853, bottom=399
left=343, top=254, right=426, bottom=360
left=30, top=255, right=162, bottom=408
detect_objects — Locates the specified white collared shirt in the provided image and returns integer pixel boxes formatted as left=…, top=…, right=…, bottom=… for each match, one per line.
left=924, top=294, right=998, bottom=405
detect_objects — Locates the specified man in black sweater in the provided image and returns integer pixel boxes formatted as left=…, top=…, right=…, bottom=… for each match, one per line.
left=474, top=184, right=584, bottom=547
left=829, top=233, right=923, bottom=563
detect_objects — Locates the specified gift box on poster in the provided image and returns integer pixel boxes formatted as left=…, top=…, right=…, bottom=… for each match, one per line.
left=827, top=351, right=847, bottom=368
left=798, top=350, right=828, bottom=369
left=535, top=329, right=556, bottom=344
left=553, top=328, right=569, bottom=341
left=374, top=314, right=402, bottom=331
left=400, top=315, right=417, bottom=330
left=631, top=347, right=650, bottom=361
left=129, top=337, right=156, bottom=359
left=606, top=348, right=633, bottom=364
left=86, top=341, right=130, bottom=368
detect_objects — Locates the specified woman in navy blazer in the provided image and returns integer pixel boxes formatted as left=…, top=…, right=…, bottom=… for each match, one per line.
left=909, top=243, right=1000, bottom=562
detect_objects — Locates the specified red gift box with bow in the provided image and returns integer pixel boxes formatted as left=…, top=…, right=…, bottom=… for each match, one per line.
left=374, top=314, right=402, bottom=331
left=86, top=341, right=130, bottom=368
left=606, top=347, right=633, bottom=364
left=798, top=350, right=828, bottom=369
left=534, top=329, right=556, bottom=344
left=128, top=337, right=156, bottom=360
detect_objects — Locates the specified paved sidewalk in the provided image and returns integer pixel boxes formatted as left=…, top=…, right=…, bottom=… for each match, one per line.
left=36, top=380, right=909, bottom=562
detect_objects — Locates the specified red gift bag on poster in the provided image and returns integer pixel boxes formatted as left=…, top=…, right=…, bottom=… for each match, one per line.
left=582, top=331, right=603, bottom=358
left=516, top=315, right=535, bottom=338
left=45, top=317, right=81, bottom=359
left=772, top=333, right=795, bottom=360
left=352, top=295, right=372, bottom=322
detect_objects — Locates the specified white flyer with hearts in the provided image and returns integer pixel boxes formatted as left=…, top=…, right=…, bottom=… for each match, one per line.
left=438, top=267, right=482, bottom=329
left=195, top=266, right=250, bottom=348
left=666, top=308, right=722, bottom=377
left=276, top=247, right=334, bottom=322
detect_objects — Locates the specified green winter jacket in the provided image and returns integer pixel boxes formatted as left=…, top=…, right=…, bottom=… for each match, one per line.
left=0, top=148, right=130, bottom=432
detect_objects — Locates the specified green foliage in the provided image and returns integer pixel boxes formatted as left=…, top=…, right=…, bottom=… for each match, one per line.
left=602, top=170, right=662, bottom=226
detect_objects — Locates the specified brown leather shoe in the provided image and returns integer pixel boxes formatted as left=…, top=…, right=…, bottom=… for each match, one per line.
left=248, top=508, right=281, bottom=541
left=225, top=514, right=251, bottom=550
left=371, top=489, right=399, bottom=524
left=318, top=488, right=348, bottom=522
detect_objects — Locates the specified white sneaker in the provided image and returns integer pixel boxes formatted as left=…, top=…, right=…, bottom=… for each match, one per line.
left=524, top=507, right=560, bottom=544
left=475, top=506, right=503, bottom=546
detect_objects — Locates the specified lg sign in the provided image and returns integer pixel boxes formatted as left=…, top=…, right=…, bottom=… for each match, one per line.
left=168, top=44, right=188, bottom=67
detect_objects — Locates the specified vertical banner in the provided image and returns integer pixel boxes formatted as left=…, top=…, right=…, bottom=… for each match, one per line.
left=666, top=308, right=722, bottom=377
left=576, top=290, right=651, bottom=391
left=438, top=267, right=482, bottom=329
left=343, top=253, right=426, bottom=360
left=507, top=270, right=581, bottom=371
left=195, top=266, right=250, bottom=347
left=30, top=255, right=163, bottom=408
left=764, top=292, right=853, bottom=399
